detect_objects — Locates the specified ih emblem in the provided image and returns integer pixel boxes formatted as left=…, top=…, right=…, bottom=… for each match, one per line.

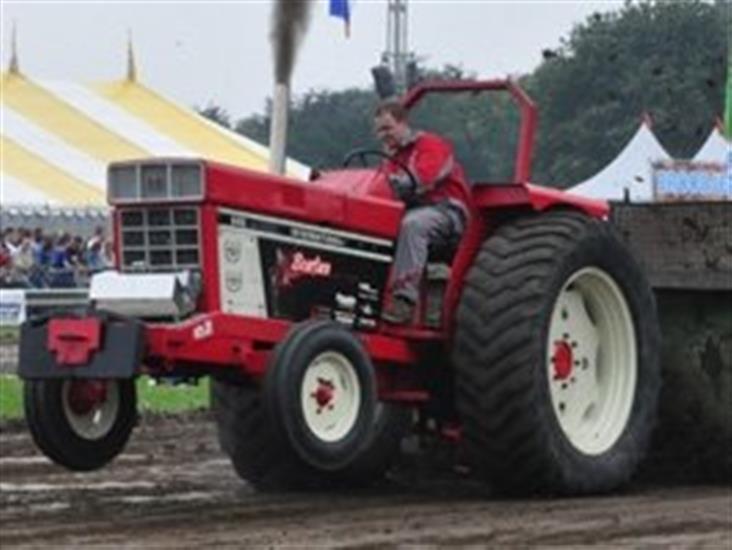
left=192, top=319, right=214, bottom=341
left=224, top=240, right=241, bottom=263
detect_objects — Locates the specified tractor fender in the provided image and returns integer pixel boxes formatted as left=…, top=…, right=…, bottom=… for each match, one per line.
left=472, top=182, right=609, bottom=219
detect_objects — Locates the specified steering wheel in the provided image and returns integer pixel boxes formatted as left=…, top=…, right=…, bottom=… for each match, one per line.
left=341, top=148, right=419, bottom=192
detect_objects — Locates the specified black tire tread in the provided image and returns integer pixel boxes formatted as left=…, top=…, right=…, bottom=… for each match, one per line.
left=453, top=210, right=660, bottom=495
left=211, top=378, right=313, bottom=490
left=24, top=379, right=137, bottom=471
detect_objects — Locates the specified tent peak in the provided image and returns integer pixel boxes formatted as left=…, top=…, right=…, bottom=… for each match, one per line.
left=714, top=117, right=725, bottom=134
left=8, top=20, right=20, bottom=75
left=641, top=111, right=654, bottom=128
left=693, top=123, right=730, bottom=163
left=126, top=29, right=137, bottom=82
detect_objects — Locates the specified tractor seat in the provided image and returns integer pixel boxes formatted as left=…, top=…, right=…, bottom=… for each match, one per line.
left=423, top=238, right=457, bottom=329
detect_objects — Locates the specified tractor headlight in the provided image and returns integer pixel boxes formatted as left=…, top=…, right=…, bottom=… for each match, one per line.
left=171, top=164, right=203, bottom=198
left=109, top=165, right=138, bottom=200
left=141, top=164, right=168, bottom=199
left=108, top=161, right=204, bottom=204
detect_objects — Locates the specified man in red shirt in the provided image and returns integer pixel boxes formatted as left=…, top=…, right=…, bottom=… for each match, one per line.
left=374, top=99, right=472, bottom=325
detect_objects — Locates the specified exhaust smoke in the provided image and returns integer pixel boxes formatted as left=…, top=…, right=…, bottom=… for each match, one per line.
left=269, top=0, right=313, bottom=174
left=271, top=0, right=312, bottom=86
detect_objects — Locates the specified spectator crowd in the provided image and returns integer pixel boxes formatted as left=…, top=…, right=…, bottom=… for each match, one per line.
left=0, top=226, right=114, bottom=289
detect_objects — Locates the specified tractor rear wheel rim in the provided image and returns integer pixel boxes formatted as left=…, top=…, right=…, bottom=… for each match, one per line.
left=62, top=380, right=120, bottom=441
left=301, top=351, right=361, bottom=443
left=547, top=267, right=637, bottom=455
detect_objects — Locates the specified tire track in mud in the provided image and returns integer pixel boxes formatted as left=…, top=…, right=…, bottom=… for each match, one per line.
left=1, top=414, right=730, bottom=548
left=7, top=488, right=726, bottom=549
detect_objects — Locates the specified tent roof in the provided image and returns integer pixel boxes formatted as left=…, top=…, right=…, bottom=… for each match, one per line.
left=569, top=121, right=671, bottom=202
left=1, top=72, right=309, bottom=207
left=693, top=126, right=730, bottom=163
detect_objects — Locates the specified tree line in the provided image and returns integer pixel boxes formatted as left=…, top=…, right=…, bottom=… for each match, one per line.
left=200, top=0, right=730, bottom=188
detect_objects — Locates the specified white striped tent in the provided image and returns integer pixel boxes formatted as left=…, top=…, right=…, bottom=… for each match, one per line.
left=1, top=71, right=308, bottom=208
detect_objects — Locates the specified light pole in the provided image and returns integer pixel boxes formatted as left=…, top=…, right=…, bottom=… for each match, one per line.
left=374, top=0, right=416, bottom=97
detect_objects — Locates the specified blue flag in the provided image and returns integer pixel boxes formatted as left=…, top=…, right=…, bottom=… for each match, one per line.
left=329, top=0, right=350, bottom=37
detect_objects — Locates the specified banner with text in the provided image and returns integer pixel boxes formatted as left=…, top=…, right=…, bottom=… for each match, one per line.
left=653, top=156, right=731, bottom=201
left=0, top=290, right=27, bottom=326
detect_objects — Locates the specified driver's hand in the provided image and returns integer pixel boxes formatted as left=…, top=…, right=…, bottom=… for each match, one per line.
left=388, top=173, right=416, bottom=204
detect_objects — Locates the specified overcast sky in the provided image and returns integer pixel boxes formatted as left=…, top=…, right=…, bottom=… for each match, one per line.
left=2, top=1, right=625, bottom=120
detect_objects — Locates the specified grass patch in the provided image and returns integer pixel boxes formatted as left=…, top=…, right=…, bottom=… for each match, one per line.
left=136, top=377, right=210, bottom=414
left=0, top=326, right=19, bottom=345
left=0, top=375, right=23, bottom=420
left=0, top=375, right=210, bottom=420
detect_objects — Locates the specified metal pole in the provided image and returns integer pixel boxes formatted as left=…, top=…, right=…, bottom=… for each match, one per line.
left=394, top=0, right=402, bottom=92
left=397, top=0, right=407, bottom=93
left=384, top=0, right=410, bottom=95
left=384, top=1, right=393, bottom=67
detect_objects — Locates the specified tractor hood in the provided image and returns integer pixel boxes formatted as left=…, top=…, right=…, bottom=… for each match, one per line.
left=307, top=168, right=394, bottom=201
left=201, top=161, right=404, bottom=239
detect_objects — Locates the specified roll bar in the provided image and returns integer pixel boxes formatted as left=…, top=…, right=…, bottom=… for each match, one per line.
left=402, top=79, right=537, bottom=183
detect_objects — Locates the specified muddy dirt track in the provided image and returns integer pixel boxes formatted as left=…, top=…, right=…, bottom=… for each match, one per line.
left=1, top=413, right=730, bottom=549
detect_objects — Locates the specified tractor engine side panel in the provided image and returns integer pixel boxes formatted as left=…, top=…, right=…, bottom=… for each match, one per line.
left=217, top=208, right=393, bottom=331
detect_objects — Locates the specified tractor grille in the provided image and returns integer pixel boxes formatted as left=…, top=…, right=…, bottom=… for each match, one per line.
left=119, top=207, right=201, bottom=272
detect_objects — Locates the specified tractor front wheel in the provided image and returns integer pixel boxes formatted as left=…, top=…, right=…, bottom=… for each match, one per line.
left=213, top=320, right=409, bottom=491
left=24, top=378, right=137, bottom=471
left=453, top=211, right=660, bottom=495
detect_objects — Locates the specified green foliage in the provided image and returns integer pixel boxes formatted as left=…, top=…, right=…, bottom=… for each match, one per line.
left=0, top=375, right=210, bottom=420
left=197, top=103, right=232, bottom=129
left=527, top=0, right=730, bottom=186
left=228, top=0, right=728, bottom=188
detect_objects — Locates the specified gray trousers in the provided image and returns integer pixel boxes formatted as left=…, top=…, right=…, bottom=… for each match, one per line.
left=391, top=204, right=465, bottom=303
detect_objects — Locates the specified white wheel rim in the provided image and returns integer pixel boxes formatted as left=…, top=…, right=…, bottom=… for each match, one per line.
left=301, top=351, right=361, bottom=443
left=62, top=380, right=120, bottom=441
left=547, top=267, right=637, bottom=455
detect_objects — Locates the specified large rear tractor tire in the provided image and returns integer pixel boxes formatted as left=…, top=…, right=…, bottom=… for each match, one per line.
left=212, top=320, right=409, bottom=491
left=453, top=211, right=660, bottom=495
left=24, top=378, right=137, bottom=471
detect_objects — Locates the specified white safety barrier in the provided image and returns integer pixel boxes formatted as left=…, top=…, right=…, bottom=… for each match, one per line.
left=0, top=288, right=89, bottom=326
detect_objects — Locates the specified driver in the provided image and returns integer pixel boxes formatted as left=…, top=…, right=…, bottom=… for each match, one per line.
left=374, top=99, right=471, bottom=325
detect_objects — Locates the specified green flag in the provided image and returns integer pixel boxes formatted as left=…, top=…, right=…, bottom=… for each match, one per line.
left=726, top=48, right=732, bottom=137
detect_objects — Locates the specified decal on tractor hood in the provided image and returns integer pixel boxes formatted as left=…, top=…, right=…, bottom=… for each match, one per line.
left=218, top=209, right=393, bottom=262
left=289, top=252, right=332, bottom=278
left=217, top=207, right=391, bottom=330
left=192, top=319, right=214, bottom=341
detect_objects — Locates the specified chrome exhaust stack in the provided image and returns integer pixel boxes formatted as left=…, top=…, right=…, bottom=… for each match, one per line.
left=268, top=83, right=290, bottom=175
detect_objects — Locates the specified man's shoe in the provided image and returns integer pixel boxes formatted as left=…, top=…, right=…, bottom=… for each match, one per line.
left=381, top=296, right=415, bottom=325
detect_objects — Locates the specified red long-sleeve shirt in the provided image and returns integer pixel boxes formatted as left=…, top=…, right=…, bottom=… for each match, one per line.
left=384, top=131, right=471, bottom=215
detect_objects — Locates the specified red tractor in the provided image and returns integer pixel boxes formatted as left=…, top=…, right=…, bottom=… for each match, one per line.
left=18, top=80, right=660, bottom=495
